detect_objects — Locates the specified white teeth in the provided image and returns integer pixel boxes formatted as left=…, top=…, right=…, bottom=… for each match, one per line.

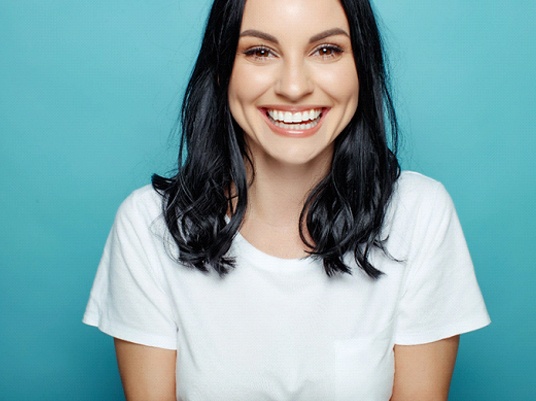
left=267, top=108, right=322, bottom=124
left=284, top=111, right=293, bottom=123
left=273, top=119, right=319, bottom=131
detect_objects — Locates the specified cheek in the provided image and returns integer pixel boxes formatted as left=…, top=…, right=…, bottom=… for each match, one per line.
left=228, top=75, right=247, bottom=123
left=229, top=62, right=267, bottom=97
left=228, top=69, right=265, bottom=134
left=317, top=63, right=359, bottom=104
left=229, top=64, right=274, bottom=107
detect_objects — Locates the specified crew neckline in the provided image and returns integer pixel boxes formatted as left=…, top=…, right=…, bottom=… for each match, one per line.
left=232, top=230, right=319, bottom=273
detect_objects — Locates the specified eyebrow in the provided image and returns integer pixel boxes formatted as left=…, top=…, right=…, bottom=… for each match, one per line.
left=239, top=28, right=350, bottom=44
left=240, top=30, right=279, bottom=44
left=309, top=28, right=350, bottom=43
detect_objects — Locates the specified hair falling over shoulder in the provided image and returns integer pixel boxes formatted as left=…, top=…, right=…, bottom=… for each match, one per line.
left=152, top=0, right=400, bottom=278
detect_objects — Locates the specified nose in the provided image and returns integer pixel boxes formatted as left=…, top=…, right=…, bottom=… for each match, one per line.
left=274, top=59, right=314, bottom=101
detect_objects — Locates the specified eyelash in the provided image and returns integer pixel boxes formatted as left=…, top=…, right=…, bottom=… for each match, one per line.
left=243, top=44, right=344, bottom=61
left=313, top=44, right=344, bottom=59
left=243, top=46, right=274, bottom=60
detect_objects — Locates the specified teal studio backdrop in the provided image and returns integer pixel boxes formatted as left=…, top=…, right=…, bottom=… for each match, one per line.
left=1, top=0, right=534, bottom=399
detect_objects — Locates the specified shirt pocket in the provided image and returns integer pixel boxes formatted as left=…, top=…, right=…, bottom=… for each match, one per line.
left=332, top=331, right=394, bottom=401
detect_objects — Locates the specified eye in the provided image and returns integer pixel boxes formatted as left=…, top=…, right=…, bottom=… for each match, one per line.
left=312, top=44, right=344, bottom=60
left=243, top=46, right=276, bottom=61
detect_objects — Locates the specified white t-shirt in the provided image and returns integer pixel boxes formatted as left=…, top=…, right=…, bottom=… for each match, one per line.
left=83, top=171, right=490, bottom=401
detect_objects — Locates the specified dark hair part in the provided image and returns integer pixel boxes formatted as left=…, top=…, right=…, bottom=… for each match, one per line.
left=153, top=0, right=400, bottom=277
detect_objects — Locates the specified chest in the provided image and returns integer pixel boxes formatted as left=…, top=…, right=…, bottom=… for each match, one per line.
left=165, top=252, right=404, bottom=401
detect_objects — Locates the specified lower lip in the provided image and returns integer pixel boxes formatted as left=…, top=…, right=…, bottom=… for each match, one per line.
left=260, top=108, right=328, bottom=138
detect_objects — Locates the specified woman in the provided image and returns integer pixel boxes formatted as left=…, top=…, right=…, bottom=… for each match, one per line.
left=84, top=0, right=490, bottom=399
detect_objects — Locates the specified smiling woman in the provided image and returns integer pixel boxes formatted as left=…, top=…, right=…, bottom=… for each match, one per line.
left=229, top=0, right=359, bottom=173
left=83, top=0, right=490, bottom=400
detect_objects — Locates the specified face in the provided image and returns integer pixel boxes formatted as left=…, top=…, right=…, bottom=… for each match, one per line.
left=228, top=0, right=359, bottom=170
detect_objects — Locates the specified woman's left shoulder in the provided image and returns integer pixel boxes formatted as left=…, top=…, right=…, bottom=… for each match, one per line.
left=393, top=171, right=452, bottom=209
left=386, top=171, right=458, bottom=233
left=395, top=170, right=443, bottom=194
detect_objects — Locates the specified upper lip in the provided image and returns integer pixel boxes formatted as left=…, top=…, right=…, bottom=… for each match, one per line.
left=259, top=105, right=327, bottom=112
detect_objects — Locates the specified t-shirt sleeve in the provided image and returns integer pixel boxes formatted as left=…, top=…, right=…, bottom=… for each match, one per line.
left=83, top=191, right=178, bottom=350
left=394, top=181, right=490, bottom=345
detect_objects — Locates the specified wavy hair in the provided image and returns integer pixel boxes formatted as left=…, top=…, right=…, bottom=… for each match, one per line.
left=152, top=0, right=400, bottom=278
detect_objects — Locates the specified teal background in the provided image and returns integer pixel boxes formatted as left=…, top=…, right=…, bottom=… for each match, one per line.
left=1, top=0, right=534, bottom=399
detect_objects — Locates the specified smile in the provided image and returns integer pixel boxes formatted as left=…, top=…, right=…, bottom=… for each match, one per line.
left=265, top=108, right=323, bottom=131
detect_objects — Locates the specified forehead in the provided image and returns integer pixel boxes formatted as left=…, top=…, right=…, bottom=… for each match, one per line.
left=240, top=0, right=350, bottom=37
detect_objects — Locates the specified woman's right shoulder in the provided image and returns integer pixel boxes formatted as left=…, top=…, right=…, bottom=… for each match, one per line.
left=114, top=185, right=165, bottom=229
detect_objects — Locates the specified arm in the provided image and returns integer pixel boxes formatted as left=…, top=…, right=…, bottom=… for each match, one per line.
left=390, top=335, right=459, bottom=401
left=114, top=338, right=177, bottom=401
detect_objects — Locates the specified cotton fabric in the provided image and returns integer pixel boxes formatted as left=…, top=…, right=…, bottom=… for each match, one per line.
left=83, top=171, right=490, bottom=401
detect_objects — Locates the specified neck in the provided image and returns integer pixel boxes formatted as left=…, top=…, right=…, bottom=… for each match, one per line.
left=233, top=153, right=331, bottom=258
left=245, top=156, right=330, bottom=228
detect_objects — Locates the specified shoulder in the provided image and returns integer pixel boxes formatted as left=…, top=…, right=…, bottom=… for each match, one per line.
left=395, top=171, right=444, bottom=198
left=116, top=185, right=164, bottom=223
left=392, top=171, right=453, bottom=213
left=385, top=171, right=457, bottom=241
left=112, top=185, right=169, bottom=241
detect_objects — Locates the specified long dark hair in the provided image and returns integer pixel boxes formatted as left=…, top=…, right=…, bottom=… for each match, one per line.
left=152, top=0, right=400, bottom=278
